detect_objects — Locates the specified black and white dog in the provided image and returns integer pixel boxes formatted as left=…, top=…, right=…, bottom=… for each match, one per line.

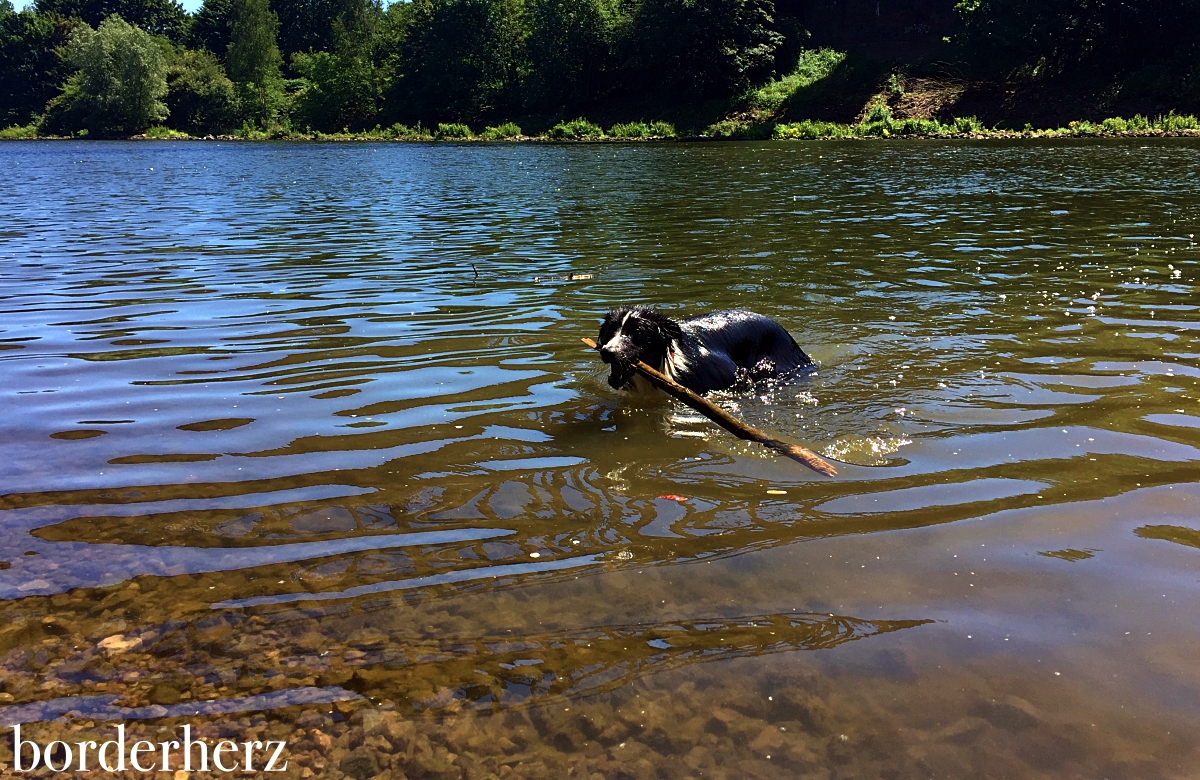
left=597, top=307, right=812, bottom=394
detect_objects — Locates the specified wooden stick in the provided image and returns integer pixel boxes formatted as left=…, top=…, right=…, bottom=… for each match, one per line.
left=581, top=337, right=837, bottom=477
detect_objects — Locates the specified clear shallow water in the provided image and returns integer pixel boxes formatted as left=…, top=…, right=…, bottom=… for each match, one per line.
left=1, top=139, right=1199, bottom=777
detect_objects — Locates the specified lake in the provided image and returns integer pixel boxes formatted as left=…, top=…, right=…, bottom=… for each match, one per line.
left=1, top=138, right=1198, bottom=778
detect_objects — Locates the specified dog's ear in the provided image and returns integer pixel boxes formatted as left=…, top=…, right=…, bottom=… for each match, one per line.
left=654, top=316, right=683, bottom=343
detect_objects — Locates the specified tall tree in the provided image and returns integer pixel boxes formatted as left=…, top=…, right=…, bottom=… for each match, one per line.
left=623, top=0, right=783, bottom=100
left=42, top=13, right=169, bottom=135
left=291, top=0, right=388, bottom=131
left=386, top=0, right=525, bottom=124
left=0, top=9, right=81, bottom=126
left=272, top=0, right=358, bottom=60
left=226, top=0, right=283, bottom=123
left=166, top=47, right=239, bottom=132
left=34, top=0, right=189, bottom=41
left=187, top=0, right=232, bottom=57
left=525, top=0, right=614, bottom=112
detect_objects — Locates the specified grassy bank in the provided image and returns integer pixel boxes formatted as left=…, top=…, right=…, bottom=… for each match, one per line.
left=7, top=111, right=1200, bottom=142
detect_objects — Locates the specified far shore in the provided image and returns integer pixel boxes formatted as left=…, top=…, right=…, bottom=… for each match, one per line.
left=4, top=125, right=1200, bottom=144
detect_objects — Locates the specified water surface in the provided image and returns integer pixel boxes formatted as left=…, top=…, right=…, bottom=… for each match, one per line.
left=1, top=139, right=1199, bottom=777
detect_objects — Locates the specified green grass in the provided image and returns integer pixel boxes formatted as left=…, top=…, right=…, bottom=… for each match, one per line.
left=544, top=118, right=604, bottom=140
left=744, top=49, right=847, bottom=114
left=0, top=123, right=39, bottom=139
left=434, top=123, right=472, bottom=139
left=607, top=120, right=676, bottom=139
left=480, top=122, right=522, bottom=140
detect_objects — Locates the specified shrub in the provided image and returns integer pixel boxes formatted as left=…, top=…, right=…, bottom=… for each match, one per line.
left=435, top=122, right=472, bottom=138
left=384, top=122, right=432, bottom=139
left=608, top=120, right=649, bottom=138
left=41, top=15, right=169, bottom=137
left=1067, top=120, right=1101, bottom=136
left=166, top=49, right=239, bottom=135
left=480, top=121, right=521, bottom=139
left=545, top=117, right=603, bottom=139
left=1155, top=111, right=1199, bottom=131
left=143, top=125, right=189, bottom=138
left=1101, top=116, right=1127, bottom=133
left=953, top=116, right=984, bottom=133
left=0, top=122, right=38, bottom=138
left=647, top=120, right=676, bottom=138
left=609, top=120, right=677, bottom=138
left=863, top=101, right=892, bottom=123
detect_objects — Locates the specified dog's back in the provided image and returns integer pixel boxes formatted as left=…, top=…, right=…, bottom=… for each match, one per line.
left=674, top=310, right=811, bottom=393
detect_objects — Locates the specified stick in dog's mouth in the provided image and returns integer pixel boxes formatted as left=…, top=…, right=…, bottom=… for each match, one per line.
left=608, top=364, right=636, bottom=388
left=582, top=336, right=837, bottom=477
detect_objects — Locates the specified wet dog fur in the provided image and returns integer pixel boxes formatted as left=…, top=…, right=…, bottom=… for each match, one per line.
left=597, top=307, right=812, bottom=394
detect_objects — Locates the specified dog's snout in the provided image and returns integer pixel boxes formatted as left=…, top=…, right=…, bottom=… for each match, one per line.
left=599, top=346, right=615, bottom=362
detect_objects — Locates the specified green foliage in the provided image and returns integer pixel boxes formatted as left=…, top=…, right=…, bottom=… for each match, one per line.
left=480, top=120, right=519, bottom=138
left=625, top=0, right=783, bottom=100
left=545, top=116, right=602, bottom=138
left=953, top=115, right=984, bottom=133
left=1155, top=111, right=1199, bottom=131
left=142, top=123, right=186, bottom=136
left=0, top=9, right=80, bottom=126
left=382, top=121, right=431, bottom=138
left=292, top=49, right=376, bottom=132
left=227, top=0, right=284, bottom=125
left=42, top=14, right=169, bottom=136
left=525, top=0, right=614, bottom=111
left=0, top=121, right=38, bottom=137
left=434, top=121, right=471, bottom=137
left=388, top=0, right=524, bottom=124
left=34, top=0, right=188, bottom=41
left=744, top=48, right=844, bottom=113
left=953, top=0, right=1200, bottom=97
left=293, top=0, right=397, bottom=132
left=773, top=119, right=846, bottom=139
left=274, top=0, right=362, bottom=60
left=187, top=0, right=231, bottom=56
left=863, top=101, right=892, bottom=123
left=166, top=47, right=238, bottom=134
left=607, top=119, right=675, bottom=138
left=770, top=112, right=1200, bottom=140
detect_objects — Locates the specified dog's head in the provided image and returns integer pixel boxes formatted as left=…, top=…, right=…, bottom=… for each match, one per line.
left=597, top=308, right=683, bottom=389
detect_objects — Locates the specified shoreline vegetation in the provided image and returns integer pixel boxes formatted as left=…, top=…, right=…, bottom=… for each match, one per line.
left=5, top=112, right=1199, bottom=142
left=2, top=1, right=1198, bottom=144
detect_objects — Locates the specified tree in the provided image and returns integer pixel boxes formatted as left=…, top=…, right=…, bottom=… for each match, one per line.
left=0, top=10, right=81, bottom=126
left=166, top=47, right=239, bottom=132
left=42, top=13, right=169, bottom=135
left=34, top=0, right=189, bottom=42
left=623, top=0, right=783, bottom=100
left=387, top=0, right=525, bottom=124
left=226, top=0, right=283, bottom=123
left=187, top=0, right=232, bottom=57
left=525, top=0, right=614, bottom=112
left=954, top=0, right=1200, bottom=83
left=272, top=0, right=358, bottom=60
left=290, top=0, right=388, bottom=131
